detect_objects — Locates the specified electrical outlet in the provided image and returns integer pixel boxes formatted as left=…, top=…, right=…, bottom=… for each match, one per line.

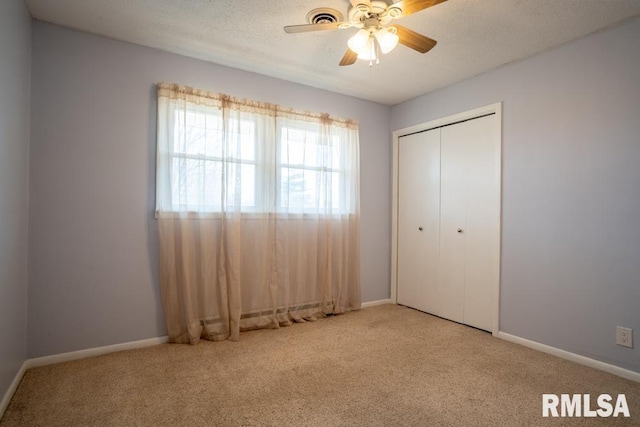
left=616, top=326, right=633, bottom=348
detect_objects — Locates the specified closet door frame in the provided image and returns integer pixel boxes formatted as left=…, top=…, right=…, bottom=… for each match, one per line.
left=391, top=102, right=502, bottom=336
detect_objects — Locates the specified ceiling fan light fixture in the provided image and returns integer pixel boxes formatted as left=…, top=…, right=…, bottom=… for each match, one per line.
left=347, top=28, right=371, bottom=54
left=348, top=26, right=398, bottom=63
left=356, top=34, right=377, bottom=61
left=375, top=27, right=399, bottom=54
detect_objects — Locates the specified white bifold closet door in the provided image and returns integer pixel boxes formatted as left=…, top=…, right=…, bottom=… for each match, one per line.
left=397, top=114, right=499, bottom=332
left=396, top=128, right=440, bottom=315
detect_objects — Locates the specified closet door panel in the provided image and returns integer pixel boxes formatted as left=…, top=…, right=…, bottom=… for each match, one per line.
left=459, top=115, right=500, bottom=331
left=397, top=129, right=440, bottom=314
left=439, top=127, right=466, bottom=323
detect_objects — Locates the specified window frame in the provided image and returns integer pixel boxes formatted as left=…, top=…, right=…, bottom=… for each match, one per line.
left=156, top=93, right=358, bottom=218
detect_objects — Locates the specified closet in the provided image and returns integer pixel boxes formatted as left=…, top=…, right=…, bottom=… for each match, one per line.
left=394, top=106, right=501, bottom=332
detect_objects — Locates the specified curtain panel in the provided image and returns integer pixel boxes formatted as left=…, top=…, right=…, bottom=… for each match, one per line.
left=156, top=83, right=361, bottom=343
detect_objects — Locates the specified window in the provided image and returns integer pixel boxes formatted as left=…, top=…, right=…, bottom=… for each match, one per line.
left=278, top=125, right=345, bottom=212
left=156, top=84, right=359, bottom=217
left=170, top=109, right=258, bottom=212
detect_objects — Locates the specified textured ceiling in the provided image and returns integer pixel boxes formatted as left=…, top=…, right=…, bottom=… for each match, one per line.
left=24, top=0, right=640, bottom=105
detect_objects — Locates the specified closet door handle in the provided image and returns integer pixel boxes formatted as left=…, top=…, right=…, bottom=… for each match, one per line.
left=457, top=228, right=463, bottom=233
left=418, top=226, right=424, bottom=231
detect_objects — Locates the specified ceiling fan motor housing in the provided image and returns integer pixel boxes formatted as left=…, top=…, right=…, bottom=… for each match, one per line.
left=349, top=1, right=396, bottom=26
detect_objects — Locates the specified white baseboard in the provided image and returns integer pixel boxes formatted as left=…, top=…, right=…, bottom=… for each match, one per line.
left=27, top=336, right=169, bottom=368
left=0, top=336, right=168, bottom=420
left=361, top=299, right=392, bottom=308
left=497, top=332, right=640, bottom=383
left=0, top=361, right=28, bottom=420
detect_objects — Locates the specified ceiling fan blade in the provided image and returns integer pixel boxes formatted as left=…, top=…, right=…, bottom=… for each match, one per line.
left=395, top=24, right=437, bottom=53
left=339, top=49, right=358, bottom=66
left=392, top=0, right=447, bottom=17
left=284, top=22, right=342, bottom=34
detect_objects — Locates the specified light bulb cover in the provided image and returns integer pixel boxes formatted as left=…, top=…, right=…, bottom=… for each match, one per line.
left=356, top=34, right=377, bottom=61
left=347, top=29, right=370, bottom=55
left=375, top=27, right=399, bottom=54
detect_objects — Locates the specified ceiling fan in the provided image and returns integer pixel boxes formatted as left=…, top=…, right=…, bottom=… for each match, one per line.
left=284, top=0, right=447, bottom=66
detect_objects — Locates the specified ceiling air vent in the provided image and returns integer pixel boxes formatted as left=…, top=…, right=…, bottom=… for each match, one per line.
left=306, top=8, right=344, bottom=25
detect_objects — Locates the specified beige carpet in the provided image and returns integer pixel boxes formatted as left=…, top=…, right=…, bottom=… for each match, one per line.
left=1, top=304, right=638, bottom=426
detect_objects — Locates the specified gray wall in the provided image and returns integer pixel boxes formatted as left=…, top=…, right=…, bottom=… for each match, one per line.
left=28, top=22, right=391, bottom=358
left=0, top=0, right=31, bottom=399
left=392, top=16, right=640, bottom=373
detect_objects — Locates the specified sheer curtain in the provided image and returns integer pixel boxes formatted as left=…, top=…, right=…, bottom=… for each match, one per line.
left=156, top=83, right=361, bottom=343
